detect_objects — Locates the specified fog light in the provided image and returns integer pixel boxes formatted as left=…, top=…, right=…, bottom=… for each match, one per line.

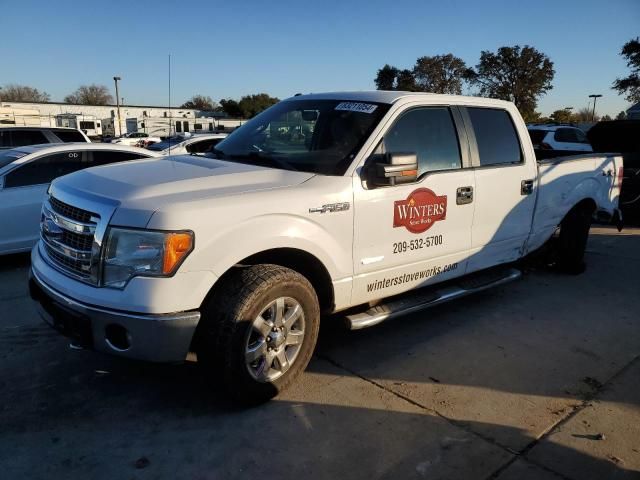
left=105, top=324, right=131, bottom=351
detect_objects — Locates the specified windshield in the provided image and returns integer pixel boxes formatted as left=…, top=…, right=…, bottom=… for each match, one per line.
left=0, top=149, right=28, bottom=169
left=212, top=99, right=390, bottom=175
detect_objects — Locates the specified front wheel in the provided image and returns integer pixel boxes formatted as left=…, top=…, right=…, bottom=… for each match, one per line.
left=196, top=264, right=320, bottom=404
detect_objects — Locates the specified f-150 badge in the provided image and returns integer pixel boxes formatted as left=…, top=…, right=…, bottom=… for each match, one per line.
left=393, top=188, right=447, bottom=233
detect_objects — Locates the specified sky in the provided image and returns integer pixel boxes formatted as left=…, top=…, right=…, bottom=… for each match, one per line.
left=2, top=0, right=639, bottom=117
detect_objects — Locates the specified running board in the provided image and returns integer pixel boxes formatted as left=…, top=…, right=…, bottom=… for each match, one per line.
left=345, top=268, right=522, bottom=330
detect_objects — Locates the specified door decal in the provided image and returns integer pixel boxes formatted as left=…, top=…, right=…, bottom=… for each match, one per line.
left=393, top=188, right=447, bottom=234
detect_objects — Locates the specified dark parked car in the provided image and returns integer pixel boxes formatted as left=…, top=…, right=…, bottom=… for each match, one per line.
left=588, top=120, right=640, bottom=223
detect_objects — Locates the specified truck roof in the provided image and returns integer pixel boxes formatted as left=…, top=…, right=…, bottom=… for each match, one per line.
left=286, top=90, right=514, bottom=107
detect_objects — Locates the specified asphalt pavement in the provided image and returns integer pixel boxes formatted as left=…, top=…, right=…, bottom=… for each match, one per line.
left=0, top=227, right=638, bottom=479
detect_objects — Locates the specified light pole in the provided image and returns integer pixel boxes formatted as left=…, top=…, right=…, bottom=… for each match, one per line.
left=589, top=94, right=602, bottom=122
left=113, top=76, right=122, bottom=137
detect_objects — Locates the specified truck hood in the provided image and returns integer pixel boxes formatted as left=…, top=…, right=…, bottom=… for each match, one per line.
left=52, top=155, right=315, bottom=225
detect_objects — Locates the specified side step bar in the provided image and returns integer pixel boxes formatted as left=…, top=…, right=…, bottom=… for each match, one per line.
left=345, top=267, right=522, bottom=330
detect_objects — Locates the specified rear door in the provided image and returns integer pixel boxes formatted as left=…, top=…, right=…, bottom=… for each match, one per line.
left=461, top=107, right=538, bottom=272
left=351, top=105, right=475, bottom=305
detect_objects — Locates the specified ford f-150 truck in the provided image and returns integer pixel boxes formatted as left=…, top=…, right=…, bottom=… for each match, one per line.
left=29, top=91, right=624, bottom=403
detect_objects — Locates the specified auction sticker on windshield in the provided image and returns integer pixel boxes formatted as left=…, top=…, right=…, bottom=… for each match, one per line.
left=335, top=102, right=378, bottom=114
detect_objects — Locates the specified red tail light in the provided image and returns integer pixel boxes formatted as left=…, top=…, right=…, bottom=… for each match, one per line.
left=617, top=166, right=624, bottom=189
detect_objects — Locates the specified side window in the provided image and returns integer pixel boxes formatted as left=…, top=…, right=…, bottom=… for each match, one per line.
left=90, top=150, right=148, bottom=166
left=4, top=151, right=86, bottom=188
left=0, top=131, right=8, bottom=148
left=554, top=128, right=579, bottom=143
left=574, top=129, right=590, bottom=144
left=10, top=130, right=48, bottom=147
left=54, top=130, right=86, bottom=142
left=382, top=107, right=462, bottom=175
left=186, top=138, right=220, bottom=153
left=467, top=108, right=523, bottom=166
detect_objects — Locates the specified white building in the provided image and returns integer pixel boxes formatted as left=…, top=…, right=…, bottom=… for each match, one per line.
left=0, top=101, right=245, bottom=138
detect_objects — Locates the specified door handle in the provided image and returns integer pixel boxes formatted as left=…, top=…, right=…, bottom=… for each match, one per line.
left=456, top=186, right=473, bottom=205
left=521, top=179, right=534, bottom=195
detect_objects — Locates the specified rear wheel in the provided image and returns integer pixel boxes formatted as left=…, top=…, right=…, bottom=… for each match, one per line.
left=554, top=205, right=593, bottom=273
left=196, top=264, right=320, bottom=404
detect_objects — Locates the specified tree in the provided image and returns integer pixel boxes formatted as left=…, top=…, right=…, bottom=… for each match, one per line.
left=550, top=109, right=574, bottom=124
left=522, top=111, right=547, bottom=124
left=612, top=37, right=640, bottom=103
left=466, top=45, right=555, bottom=120
left=573, top=107, right=598, bottom=123
left=413, top=54, right=469, bottom=94
left=64, top=84, right=113, bottom=105
left=0, top=84, right=50, bottom=102
left=237, top=93, right=279, bottom=118
left=180, top=95, right=218, bottom=111
left=616, top=110, right=627, bottom=120
left=395, top=69, right=418, bottom=91
left=601, top=114, right=612, bottom=121
left=374, top=64, right=399, bottom=90
left=219, top=99, right=243, bottom=117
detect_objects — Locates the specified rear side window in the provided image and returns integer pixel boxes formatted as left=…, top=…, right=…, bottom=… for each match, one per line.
left=90, top=150, right=149, bottom=165
left=54, top=130, right=87, bottom=142
left=382, top=107, right=462, bottom=175
left=7, top=130, right=48, bottom=147
left=186, top=138, right=223, bottom=154
left=554, top=128, right=579, bottom=143
left=4, top=151, right=87, bottom=187
left=467, top=108, right=523, bottom=166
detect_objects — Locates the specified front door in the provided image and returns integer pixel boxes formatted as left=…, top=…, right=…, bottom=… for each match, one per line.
left=352, top=106, right=475, bottom=305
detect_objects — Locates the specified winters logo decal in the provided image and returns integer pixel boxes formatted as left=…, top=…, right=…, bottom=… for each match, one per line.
left=393, top=188, right=447, bottom=233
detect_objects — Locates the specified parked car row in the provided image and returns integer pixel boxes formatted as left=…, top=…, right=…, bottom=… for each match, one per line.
left=0, top=127, right=90, bottom=149
left=146, top=132, right=227, bottom=155
left=0, top=143, right=159, bottom=254
left=106, top=132, right=162, bottom=147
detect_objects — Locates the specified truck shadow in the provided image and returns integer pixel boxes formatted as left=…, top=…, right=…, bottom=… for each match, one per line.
left=0, top=343, right=636, bottom=478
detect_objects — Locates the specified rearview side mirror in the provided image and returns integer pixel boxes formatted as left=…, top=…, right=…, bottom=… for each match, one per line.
left=370, top=152, right=418, bottom=187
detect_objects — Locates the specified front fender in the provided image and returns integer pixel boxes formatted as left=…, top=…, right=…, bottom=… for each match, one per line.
left=182, top=212, right=353, bottom=295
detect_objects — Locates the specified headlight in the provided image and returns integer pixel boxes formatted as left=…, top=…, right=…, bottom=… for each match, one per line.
left=102, top=228, right=194, bottom=288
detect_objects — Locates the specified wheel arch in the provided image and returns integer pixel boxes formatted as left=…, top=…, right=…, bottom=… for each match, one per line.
left=201, top=247, right=335, bottom=315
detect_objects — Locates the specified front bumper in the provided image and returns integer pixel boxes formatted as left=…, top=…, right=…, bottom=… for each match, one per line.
left=29, top=268, right=200, bottom=363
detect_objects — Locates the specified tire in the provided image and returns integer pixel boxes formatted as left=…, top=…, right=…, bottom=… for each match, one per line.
left=196, top=264, right=320, bottom=404
left=555, top=205, right=593, bottom=274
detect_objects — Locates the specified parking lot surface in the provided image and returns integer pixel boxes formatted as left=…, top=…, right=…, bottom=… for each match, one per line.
left=1, top=227, right=639, bottom=479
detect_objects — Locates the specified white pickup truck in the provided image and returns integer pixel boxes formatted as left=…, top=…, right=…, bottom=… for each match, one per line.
left=29, top=92, right=624, bottom=403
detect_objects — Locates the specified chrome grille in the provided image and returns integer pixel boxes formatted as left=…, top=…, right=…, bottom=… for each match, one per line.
left=49, top=196, right=94, bottom=223
left=40, top=195, right=99, bottom=283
